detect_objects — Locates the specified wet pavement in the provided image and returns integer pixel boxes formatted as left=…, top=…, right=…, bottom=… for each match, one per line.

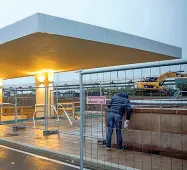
left=0, top=118, right=186, bottom=170
left=0, top=145, right=79, bottom=170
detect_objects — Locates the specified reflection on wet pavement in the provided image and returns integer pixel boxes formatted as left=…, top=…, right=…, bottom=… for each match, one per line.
left=0, top=145, right=78, bottom=170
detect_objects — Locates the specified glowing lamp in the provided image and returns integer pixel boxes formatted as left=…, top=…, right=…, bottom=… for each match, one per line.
left=0, top=79, right=3, bottom=87
left=35, top=71, right=54, bottom=86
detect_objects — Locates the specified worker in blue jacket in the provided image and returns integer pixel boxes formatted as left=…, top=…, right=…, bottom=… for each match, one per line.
left=106, top=93, right=132, bottom=151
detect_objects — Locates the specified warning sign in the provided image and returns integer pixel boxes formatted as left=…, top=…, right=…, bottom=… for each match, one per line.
left=87, top=96, right=106, bottom=105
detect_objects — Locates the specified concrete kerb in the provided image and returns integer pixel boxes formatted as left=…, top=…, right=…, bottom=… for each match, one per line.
left=0, top=138, right=139, bottom=170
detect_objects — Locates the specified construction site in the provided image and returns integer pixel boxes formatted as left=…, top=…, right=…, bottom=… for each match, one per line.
left=0, top=13, right=186, bottom=170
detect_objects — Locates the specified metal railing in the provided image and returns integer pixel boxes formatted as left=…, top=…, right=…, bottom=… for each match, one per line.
left=57, top=103, right=73, bottom=125
left=33, top=104, right=60, bottom=129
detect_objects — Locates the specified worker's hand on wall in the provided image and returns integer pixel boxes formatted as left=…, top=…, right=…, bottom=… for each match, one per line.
left=124, top=120, right=130, bottom=128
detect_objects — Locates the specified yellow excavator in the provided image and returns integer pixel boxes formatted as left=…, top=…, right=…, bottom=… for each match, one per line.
left=135, top=71, right=187, bottom=94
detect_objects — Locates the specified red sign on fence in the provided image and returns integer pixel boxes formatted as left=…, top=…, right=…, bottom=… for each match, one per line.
left=87, top=96, right=106, bottom=105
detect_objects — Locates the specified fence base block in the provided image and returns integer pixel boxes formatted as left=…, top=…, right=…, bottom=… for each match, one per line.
left=43, top=130, right=58, bottom=136
left=97, top=139, right=106, bottom=145
left=13, top=125, right=26, bottom=130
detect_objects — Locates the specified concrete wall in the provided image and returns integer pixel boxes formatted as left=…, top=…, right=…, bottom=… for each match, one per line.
left=105, top=108, right=187, bottom=157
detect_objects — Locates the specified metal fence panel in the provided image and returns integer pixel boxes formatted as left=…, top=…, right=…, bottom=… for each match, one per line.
left=79, top=62, right=187, bottom=170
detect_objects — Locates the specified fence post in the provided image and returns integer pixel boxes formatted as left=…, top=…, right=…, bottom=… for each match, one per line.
left=44, top=86, right=48, bottom=133
left=14, top=88, right=18, bottom=127
left=100, top=82, right=104, bottom=143
left=56, top=85, right=59, bottom=112
left=79, top=70, right=84, bottom=170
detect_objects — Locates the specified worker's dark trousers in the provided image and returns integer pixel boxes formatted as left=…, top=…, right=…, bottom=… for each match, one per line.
left=106, top=112, right=123, bottom=149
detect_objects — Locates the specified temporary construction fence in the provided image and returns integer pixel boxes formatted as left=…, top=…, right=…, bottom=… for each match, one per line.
left=79, top=59, right=187, bottom=170
left=0, top=59, right=187, bottom=169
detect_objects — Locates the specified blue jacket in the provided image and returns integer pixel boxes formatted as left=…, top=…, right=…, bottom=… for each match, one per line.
left=108, top=93, right=132, bottom=119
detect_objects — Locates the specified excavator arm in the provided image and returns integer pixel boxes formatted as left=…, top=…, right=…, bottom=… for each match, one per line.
left=156, top=72, right=187, bottom=83
left=156, top=72, right=178, bottom=83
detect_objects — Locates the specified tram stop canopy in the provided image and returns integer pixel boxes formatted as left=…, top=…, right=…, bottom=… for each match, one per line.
left=0, top=13, right=182, bottom=79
